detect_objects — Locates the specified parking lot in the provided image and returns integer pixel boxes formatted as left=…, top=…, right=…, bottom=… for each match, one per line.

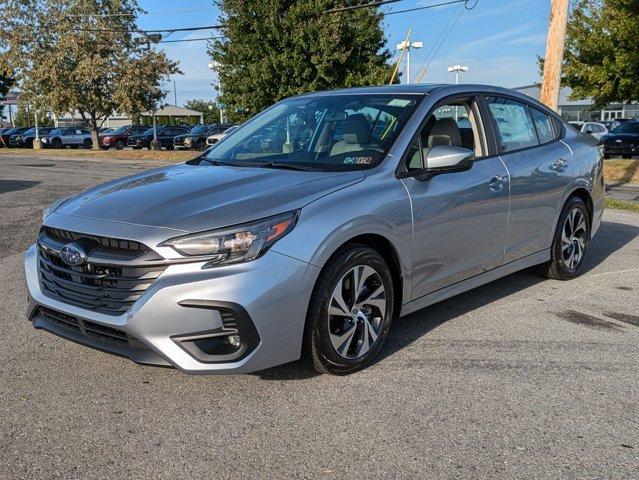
left=1, top=154, right=638, bottom=479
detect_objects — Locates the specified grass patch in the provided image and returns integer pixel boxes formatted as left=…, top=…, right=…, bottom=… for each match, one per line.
left=605, top=197, right=639, bottom=212
left=604, top=159, right=639, bottom=184
left=0, top=147, right=196, bottom=162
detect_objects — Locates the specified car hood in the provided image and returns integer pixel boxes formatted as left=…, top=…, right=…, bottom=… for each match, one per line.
left=603, top=133, right=639, bottom=142
left=54, top=162, right=366, bottom=232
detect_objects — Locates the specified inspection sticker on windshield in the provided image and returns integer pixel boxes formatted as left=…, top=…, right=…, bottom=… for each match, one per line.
left=343, top=156, right=374, bottom=165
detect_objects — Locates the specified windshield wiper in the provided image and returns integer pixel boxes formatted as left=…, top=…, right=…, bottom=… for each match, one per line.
left=254, top=161, right=318, bottom=172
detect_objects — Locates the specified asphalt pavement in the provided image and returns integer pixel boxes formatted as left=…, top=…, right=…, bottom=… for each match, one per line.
left=0, top=155, right=638, bottom=479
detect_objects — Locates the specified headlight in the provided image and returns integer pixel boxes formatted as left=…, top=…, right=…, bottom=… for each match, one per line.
left=42, top=197, right=70, bottom=222
left=161, top=211, right=298, bottom=265
left=184, top=138, right=192, bottom=145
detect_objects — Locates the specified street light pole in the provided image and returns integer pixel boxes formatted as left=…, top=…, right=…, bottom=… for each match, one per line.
left=208, top=62, right=225, bottom=124
left=396, top=40, right=423, bottom=84
left=447, top=64, right=468, bottom=84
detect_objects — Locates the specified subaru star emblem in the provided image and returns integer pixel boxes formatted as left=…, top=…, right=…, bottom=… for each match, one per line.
left=59, top=243, right=86, bottom=266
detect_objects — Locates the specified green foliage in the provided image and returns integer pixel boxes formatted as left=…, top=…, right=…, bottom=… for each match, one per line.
left=0, top=0, right=180, bottom=147
left=184, top=99, right=222, bottom=124
left=12, top=101, right=53, bottom=127
left=563, top=0, right=639, bottom=108
left=208, top=0, right=395, bottom=122
left=0, top=72, right=13, bottom=120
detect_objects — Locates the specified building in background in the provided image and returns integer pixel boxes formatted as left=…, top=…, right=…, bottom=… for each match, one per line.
left=52, top=105, right=204, bottom=128
left=514, top=84, right=639, bottom=122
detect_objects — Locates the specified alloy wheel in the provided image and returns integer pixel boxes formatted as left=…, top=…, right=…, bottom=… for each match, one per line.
left=327, top=265, right=386, bottom=359
left=561, top=207, right=587, bottom=269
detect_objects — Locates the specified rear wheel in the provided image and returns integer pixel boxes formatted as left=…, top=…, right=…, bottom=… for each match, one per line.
left=51, top=138, right=62, bottom=149
left=165, top=144, right=174, bottom=151
left=303, top=246, right=394, bottom=375
left=543, top=196, right=591, bottom=280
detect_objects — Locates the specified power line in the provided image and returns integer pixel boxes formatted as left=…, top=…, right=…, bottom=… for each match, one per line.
left=74, top=24, right=224, bottom=34
left=327, top=0, right=404, bottom=13
left=160, top=36, right=220, bottom=44
left=384, top=0, right=470, bottom=16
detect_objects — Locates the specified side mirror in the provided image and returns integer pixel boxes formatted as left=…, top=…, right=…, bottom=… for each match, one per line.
left=412, top=145, right=474, bottom=181
left=426, top=145, right=474, bottom=170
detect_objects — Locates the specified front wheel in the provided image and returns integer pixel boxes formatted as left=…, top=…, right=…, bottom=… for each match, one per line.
left=302, top=246, right=394, bottom=375
left=114, top=139, right=124, bottom=150
left=543, top=196, right=591, bottom=280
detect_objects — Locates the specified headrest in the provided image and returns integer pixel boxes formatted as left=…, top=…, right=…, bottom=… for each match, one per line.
left=428, top=118, right=462, bottom=148
left=343, top=114, right=372, bottom=144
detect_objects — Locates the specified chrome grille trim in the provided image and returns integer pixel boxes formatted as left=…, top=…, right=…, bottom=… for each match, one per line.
left=37, top=228, right=167, bottom=315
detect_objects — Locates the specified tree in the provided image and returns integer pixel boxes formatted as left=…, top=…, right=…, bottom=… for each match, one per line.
left=208, top=0, right=395, bottom=122
left=184, top=99, right=222, bottom=124
left=562, top=0, right=639, bottom=108
left=0, top=72, right=12, bottom=122
left=12, top=100, right=52, bottom=127
left=0, top=0, right=180, bottom=148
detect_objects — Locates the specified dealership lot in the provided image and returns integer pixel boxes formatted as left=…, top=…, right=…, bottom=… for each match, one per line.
left=0, top=155, right=638, bottom=479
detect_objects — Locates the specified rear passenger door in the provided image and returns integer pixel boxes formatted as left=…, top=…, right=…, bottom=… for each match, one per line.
left=484, top=96, right=573, bottom=263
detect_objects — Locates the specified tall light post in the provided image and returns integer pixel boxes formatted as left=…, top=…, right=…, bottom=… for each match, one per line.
left=396, top=40, right=423, bottom=84
left=208, top=61, right=225, bottom=124
left=447, top=64, right=468, bottom=84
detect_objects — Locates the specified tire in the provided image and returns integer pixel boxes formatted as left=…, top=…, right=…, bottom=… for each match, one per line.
left=302, top=245, right=395, bottom=375
left=165, top=144, right=174, bottom=151
left=51, top=138, right=62, bottom=149
left=83, top=138, right=92, bottom=149
left=622, top=154, right=632, bottom=159
left=197, top=140, right=205, bottom=151
left=543, top=196, right=591, bottom=280
left=603, top=153, right=610, bottom=159
left=114, top=139, right=124, bottom=150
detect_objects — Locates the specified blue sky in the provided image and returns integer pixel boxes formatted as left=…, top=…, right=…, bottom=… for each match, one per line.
left=139, top=0, right=550, bottom=106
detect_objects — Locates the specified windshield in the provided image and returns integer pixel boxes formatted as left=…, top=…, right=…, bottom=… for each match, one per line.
left=21, top=128, right=35, bottom=135
left=189, top=125, right=208, bottom=135
left=142, top=127, right=159, bottom=136
left=47, top=128, right=63, bottom=135
left=612, top=122, right=639, bottom=134
left=199, top=94, right=422, bottom=171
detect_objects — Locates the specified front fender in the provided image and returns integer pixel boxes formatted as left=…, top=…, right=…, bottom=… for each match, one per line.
left=272, top=172, right=413, bottom=304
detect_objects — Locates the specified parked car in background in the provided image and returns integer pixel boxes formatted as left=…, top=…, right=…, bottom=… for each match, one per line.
left=27, top=84, right=603, bottom=375
left=580, top=122, right=608, bottom=141
left=14, top=127, right=56, bottom=148
left=40, top=127, right=93, bottom=149
left=99, top=125, right=148, bottom=150
left=206, top=125, right=238, bottom=146
left=174, top=124, right=227, bottom=151
left=568, top=121, right=584, bottom=130
left=2, top=127, right=30, bottom=147
left=127, top=125, right=190, bottom=150
left=99, top=127, right=116, bottom=135
left=602, top=121, right=639, bottom=158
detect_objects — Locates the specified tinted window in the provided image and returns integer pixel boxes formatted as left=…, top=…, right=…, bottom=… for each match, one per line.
left=612, top=122, right=639, bottom=134
left=530, top=108, right=554, bottom=143
left=486, top=96, right=538, bottom=152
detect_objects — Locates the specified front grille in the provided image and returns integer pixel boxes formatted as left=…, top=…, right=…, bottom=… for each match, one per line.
left=38, top=228, right=167, bottom=315
left=38, top=306, right=146, bottom=349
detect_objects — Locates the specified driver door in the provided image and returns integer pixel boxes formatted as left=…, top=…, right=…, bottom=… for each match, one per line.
left=401, top=95, right=510, bottom=299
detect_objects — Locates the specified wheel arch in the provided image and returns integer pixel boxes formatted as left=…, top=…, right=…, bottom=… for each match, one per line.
left=567, top=187, right=594, bottom=228
left=316, top=233, right=405, bottom=318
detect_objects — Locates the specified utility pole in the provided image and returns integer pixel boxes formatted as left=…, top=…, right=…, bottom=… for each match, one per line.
left=540, top=0, right=569, bottom=111
left=173, top=80, right=177, bottom=107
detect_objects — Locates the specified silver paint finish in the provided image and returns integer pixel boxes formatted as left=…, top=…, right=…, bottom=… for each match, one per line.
left=24, top=84, right=604, bottom=374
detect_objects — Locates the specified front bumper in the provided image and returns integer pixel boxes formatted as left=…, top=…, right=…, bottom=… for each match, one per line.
left=603, top=144, right=638, bottom=156
left=25, top=244, right=319, bottom=374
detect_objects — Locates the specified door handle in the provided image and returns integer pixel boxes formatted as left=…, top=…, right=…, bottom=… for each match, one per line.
left=489, top=175, right=505, bottom=191
left=552, top=157, right=568, bottom=171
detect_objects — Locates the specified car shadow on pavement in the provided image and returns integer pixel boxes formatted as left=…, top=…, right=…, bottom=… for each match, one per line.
left=256, top=219, right=639, bottom=381
left=0, top=180, right=41, bottom=194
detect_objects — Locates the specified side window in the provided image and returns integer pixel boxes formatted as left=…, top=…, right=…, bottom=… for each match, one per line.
left=485, top=96, right=538, bottom=152
left=530, top=107, right=554, bottom=144
left=405, top=98, right=486, bottom=172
